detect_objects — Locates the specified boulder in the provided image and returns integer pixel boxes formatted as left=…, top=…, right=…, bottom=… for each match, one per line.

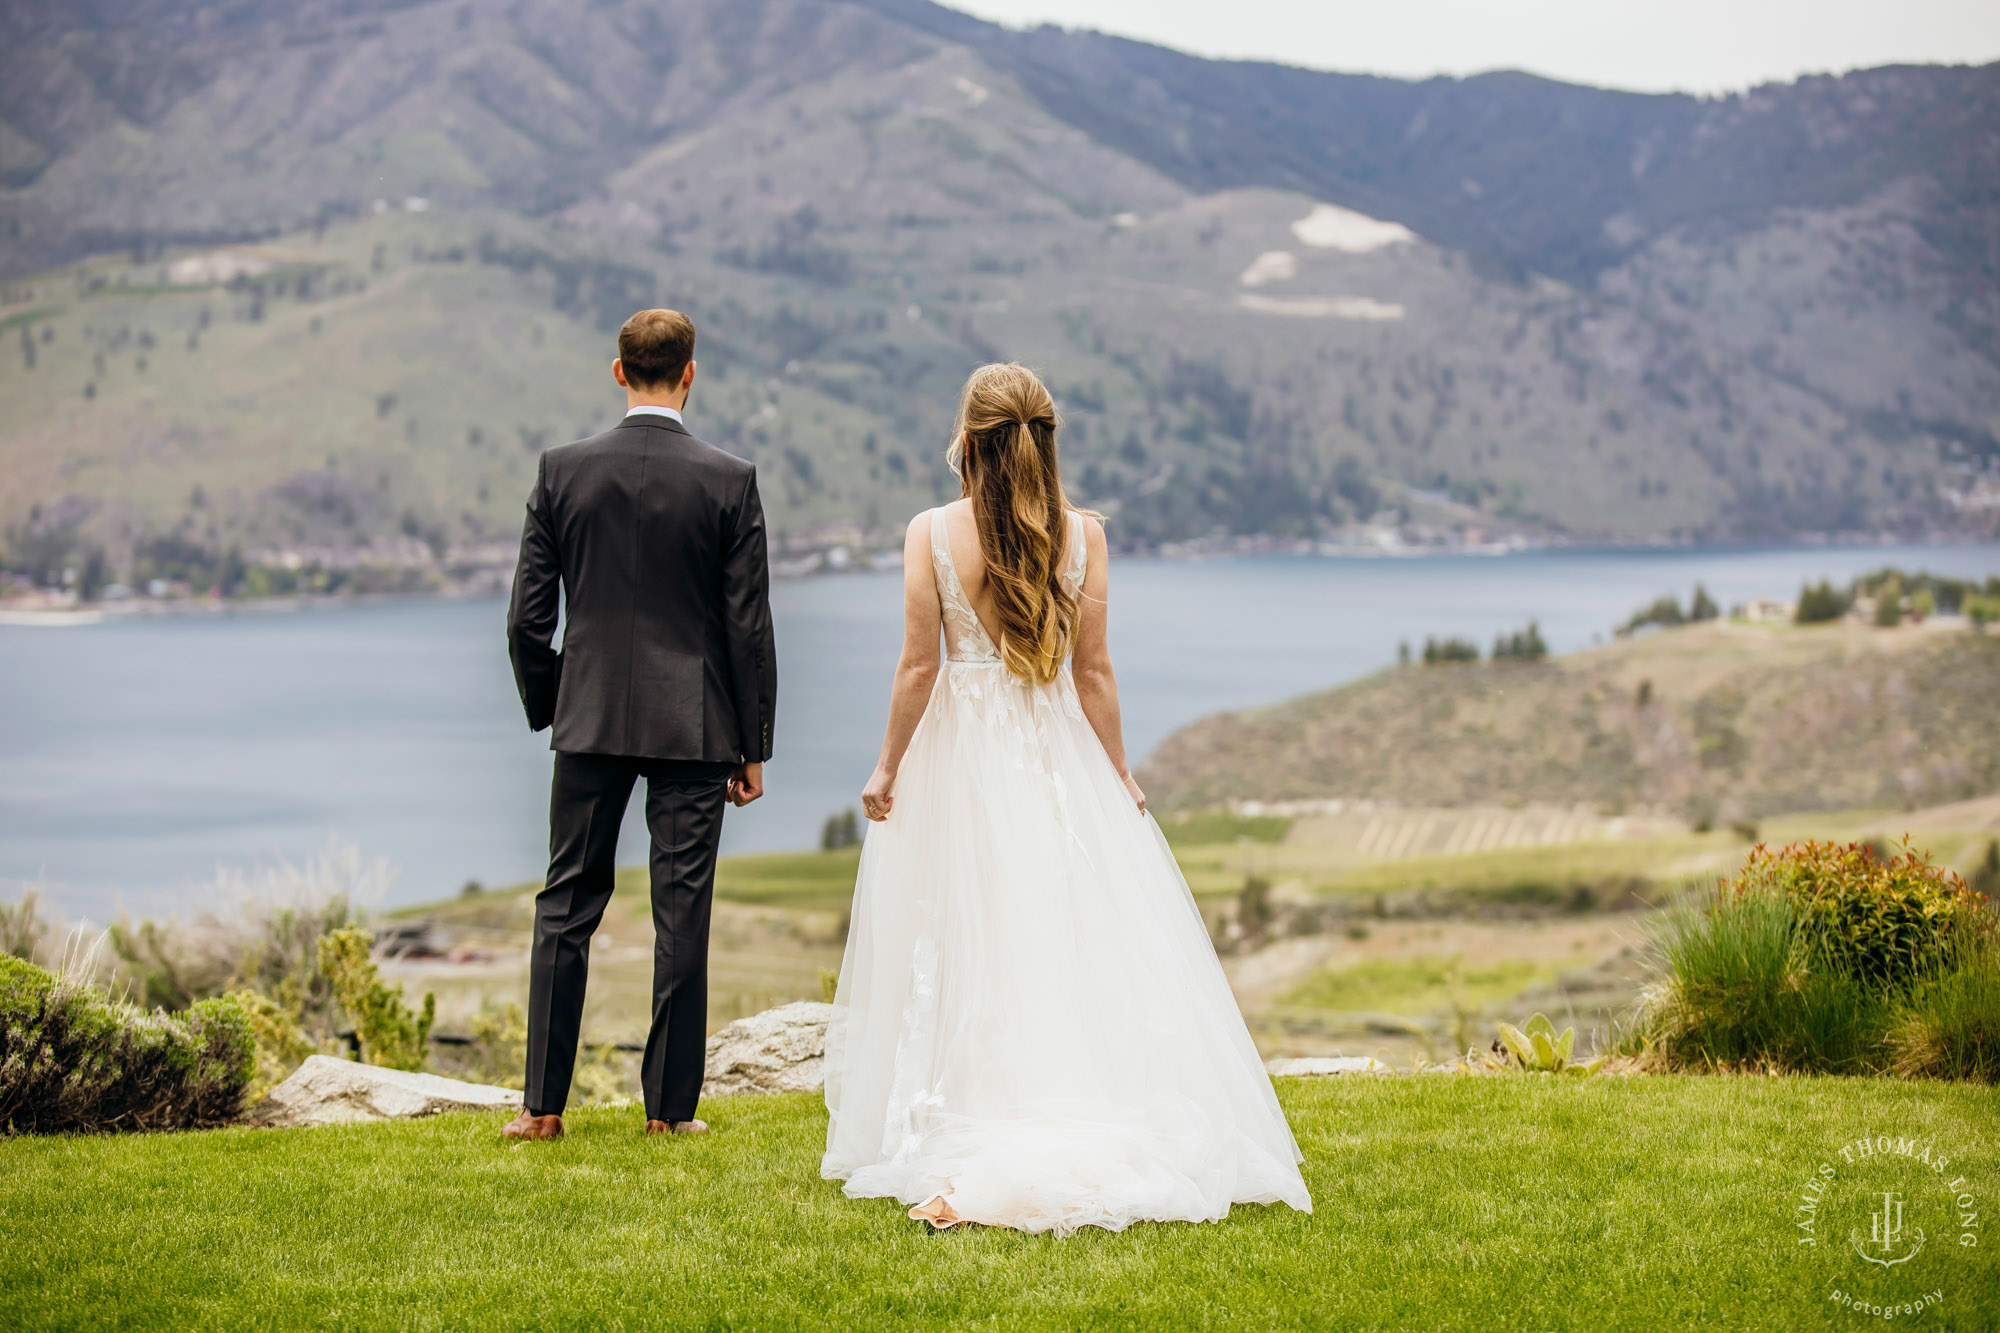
left=1265, top=1055, right=1391, bottom=1077
left=252, top=1055, right=523, bottom=1128
left=703, top=1001, right=835, bottom=1096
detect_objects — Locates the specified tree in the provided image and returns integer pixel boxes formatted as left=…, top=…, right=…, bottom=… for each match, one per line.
left=1873, top=578, right=1904, bottom=627
left=1492, top=621, right=1548, bottom=661
left=1618, top=594, right=1683, bottom=636
left=1688, top=583, right=1719, bottom=622
left=1422, top=636, right=1479, bottom=664
left=1795, top=580, right=1850, bottom=624
left=821, top=809, right=861, bottom=851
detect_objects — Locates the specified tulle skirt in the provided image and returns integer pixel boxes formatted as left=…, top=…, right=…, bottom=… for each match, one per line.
left=821, top=660, right=1313, bottom=1235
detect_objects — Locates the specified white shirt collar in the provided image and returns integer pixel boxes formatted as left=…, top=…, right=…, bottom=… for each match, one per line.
left=623, top=405, right=684, bottom=425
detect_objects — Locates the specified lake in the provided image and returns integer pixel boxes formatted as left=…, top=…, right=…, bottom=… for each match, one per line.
left=4, top=544, right=1996, bottom=920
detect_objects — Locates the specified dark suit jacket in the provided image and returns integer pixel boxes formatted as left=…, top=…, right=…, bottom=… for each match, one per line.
left=507, top=413, right=776, bottom=763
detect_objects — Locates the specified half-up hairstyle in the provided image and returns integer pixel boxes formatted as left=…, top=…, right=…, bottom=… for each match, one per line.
left=946, top=363, right=1081, bottom=685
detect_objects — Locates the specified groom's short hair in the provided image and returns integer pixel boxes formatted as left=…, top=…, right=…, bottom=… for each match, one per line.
left=618, top=308, right=697, bottom=389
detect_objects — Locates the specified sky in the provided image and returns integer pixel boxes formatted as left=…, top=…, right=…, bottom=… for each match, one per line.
left=946, top=0, right=2000, bottom=95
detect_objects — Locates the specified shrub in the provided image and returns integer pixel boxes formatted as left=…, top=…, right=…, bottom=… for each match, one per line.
left=100, top=846, right=376, bottom=1028
left=316, top=928, right=434, bottom=1071
left=1237, top=875, right=1274, bottom=942
left=1631, top=841, right=1991, bottom=1076
left=1631, top=882, right=1893, bottom=1073
left=0, top=954, right=255, bottom=1132
left=455, top=996, right=527, bottom=1087
left=1736, top=839, right=1978, bottom=989
left=1974, top=840, right=2000, bottom=898
left=108, top=916, right=205, bottom=1010
left=0, top=889, right=50, bottom=963
left=228, top=988, right=324, bottom=1105
left=439, top=996, right=630, bottom=1103
left=1886, top=929, right=2000, bottom=1083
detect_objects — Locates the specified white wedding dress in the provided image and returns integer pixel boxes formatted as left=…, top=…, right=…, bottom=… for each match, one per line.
left=820, top=508, right=1312, bottom=1235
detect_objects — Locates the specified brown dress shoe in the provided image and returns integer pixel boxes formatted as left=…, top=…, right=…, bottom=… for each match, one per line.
left=645, top=1118, right=709, bottom=1135
left=500, top=1109, right=563, bottom=1141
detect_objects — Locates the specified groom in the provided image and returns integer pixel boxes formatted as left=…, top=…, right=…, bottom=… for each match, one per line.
left=503, top=308, right=777, bottom=1141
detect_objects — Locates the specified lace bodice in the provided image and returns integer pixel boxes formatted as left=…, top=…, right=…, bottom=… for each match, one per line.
left=929, top=507, right=1087, bottom=665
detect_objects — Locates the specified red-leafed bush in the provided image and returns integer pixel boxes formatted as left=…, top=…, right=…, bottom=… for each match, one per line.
left=1730, top=838, right=1979, bottom=987
left=1632, top=839, right=1998, bottom=1079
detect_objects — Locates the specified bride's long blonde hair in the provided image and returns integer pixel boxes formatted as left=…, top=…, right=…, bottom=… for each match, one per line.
left=946, top=363, right=1083, bottom=686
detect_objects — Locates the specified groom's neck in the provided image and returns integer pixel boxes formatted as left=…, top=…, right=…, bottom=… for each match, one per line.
left=626, top=388, right=688, bottom=412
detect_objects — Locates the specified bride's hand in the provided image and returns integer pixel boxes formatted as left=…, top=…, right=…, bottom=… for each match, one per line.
left=1121, top=771, right=1147, bottom=814
left=861, top=765, right=896, bottom=822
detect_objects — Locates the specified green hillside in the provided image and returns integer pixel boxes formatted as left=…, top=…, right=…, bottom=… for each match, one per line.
left=1141, top=620, right=2000, bottom=821
left=2, top=0, right=1999, bottom=584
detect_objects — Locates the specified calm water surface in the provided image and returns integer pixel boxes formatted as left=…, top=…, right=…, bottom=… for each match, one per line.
left=4, top=545, right=1995, bottom=918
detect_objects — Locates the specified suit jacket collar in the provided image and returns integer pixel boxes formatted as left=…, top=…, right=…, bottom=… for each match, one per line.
left=619, top=414, right=690, bottom=438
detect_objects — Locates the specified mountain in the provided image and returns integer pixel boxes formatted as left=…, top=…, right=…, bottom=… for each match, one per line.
left=2, top=0, right=1997, bottom=582
left=1138, top=620, right=2000, bottom=821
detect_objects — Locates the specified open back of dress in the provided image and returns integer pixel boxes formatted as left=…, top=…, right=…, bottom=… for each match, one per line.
left=820, top=507, right=1312, bottom=1235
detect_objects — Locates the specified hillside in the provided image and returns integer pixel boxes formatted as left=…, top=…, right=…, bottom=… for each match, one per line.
left=2, top=0, right=1998, bottom=581
left=1139, top=621, right=2000, bottom=821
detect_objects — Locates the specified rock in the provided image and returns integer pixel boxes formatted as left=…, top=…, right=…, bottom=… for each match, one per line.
left=703, top=1001, right=835, bottom=1096
left=252, top=1055, right=523, bottom=1128
left=1265, top=1056, right=1391, bottom=1077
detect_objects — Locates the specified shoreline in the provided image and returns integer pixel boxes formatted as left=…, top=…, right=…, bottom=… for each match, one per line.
left=4, top=538, right=1994, bottom=627
left=0, top=585, right=506, bottom=627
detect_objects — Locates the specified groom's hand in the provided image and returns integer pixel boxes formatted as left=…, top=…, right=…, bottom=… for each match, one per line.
left=728, top=762, right=764, bottom=807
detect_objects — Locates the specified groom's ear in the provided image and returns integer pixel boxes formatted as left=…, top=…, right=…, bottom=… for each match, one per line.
left=612, top=358, right=630, bottom=389
left=681, top=359, right=696, bottom=393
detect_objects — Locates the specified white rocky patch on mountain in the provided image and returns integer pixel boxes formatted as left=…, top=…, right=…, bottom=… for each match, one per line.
left=1238, top=250, right=1298, bottom=286
left=1236, top=293, right=1405, bottom=320
left=165, top=251, right=271, bottom=285
left=1291, top=203, right=1415, bottom=252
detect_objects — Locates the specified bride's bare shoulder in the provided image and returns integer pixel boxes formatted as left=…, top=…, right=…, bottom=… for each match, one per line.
left=1068, top=507, right=1108, bottom=547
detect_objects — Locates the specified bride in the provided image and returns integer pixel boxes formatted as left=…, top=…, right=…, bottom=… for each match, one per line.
left=820, top=363, right=1313, bottom=1235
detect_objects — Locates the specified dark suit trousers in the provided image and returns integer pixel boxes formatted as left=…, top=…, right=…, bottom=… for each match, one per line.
left=524, top=752, right=732, bottom=1121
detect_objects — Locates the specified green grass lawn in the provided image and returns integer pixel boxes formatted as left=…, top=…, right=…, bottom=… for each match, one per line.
left=4, top=1078, right=1994, bottom=1331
